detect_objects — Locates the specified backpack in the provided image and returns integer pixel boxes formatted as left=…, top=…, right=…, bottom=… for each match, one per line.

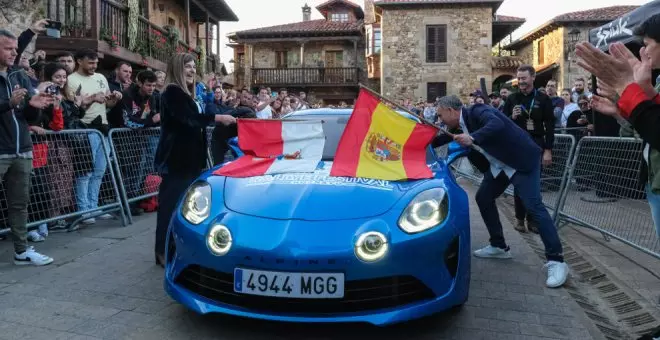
left=139, top=174, right=161, bottom=212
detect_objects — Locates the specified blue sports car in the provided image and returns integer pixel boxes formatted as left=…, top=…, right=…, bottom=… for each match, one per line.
left=164, top=108, right=472, bottom=326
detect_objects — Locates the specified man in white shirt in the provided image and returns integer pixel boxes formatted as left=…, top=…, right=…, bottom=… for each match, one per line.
left=66, top=49, right=122, bottom=225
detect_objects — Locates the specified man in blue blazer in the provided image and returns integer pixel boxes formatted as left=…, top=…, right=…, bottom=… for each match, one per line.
left=432, top=95, right=568, bottom=288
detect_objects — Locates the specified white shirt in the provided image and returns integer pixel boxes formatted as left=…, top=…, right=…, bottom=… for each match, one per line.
left=256, top=105, right=273, bottom=119
left=460, top=112, right=516, bottom=179
left=561, top=103, right=579, bottom=127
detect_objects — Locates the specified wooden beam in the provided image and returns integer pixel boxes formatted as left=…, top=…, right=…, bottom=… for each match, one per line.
left=216, top=23, right=221, bottom=55
left=90, top=0, right=101, bottom=40
left=234, top=36, right=362, bottom=44
left=185, top=0, right=190, bottom=44
left=206, top=13, right=210, bottom=57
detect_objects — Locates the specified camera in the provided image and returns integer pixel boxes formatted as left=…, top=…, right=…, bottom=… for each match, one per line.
left=45, top=84, right=59, bottom=95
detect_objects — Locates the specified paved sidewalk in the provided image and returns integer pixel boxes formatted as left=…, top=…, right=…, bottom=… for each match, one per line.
left=0, top=181, right=602, bottom=340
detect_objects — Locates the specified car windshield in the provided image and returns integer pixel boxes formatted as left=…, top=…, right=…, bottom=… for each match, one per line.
left=283, top=113, right=437, bottom=163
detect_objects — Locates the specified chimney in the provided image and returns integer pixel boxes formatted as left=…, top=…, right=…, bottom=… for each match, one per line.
left=302, top=3, right=311, bottom=21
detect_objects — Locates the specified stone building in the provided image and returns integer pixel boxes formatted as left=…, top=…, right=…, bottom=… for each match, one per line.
left=502, top=5, right=638, bottom=91
left=367, top=0, right=524, bottom=102
left=33, top=0, right=238, bottom=73
left=227, top=0, right=366, bottom=105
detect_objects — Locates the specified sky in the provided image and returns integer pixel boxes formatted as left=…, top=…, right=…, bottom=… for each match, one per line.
left=215, top=0, right=652, bottom=73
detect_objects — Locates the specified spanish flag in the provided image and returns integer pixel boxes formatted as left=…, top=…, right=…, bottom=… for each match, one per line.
left=330, top=89, right=439, bottom=181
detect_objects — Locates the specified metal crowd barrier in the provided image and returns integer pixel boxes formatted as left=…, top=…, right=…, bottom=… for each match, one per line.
left=0, top=129, right=127, bottom=236
left=555, top=137, right=660, bottom=259
left=449, top=134, right=577, bottom=215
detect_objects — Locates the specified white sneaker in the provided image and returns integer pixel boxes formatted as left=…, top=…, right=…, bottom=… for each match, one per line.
left=81, top=218, right=96, bottom=225
left=27, top=230, right=45, bottom=242
left=97, top=213, right=114, bottom=220
left=473, top=245, right=512, bottom=259
left=545, top=261, right=569, bottom=288
left=14, top=246, right=53, bottom=266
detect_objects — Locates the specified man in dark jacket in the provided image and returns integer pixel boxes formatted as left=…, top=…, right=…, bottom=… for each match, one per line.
left=0, top=29, right=55, bottom=266
left=502, top=65, right=556, bottom=233
left=433, top=95, right=569, bottom=288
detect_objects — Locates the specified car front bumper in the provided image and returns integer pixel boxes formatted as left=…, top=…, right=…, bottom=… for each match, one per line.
left=164, top=210, right=470, bottom=326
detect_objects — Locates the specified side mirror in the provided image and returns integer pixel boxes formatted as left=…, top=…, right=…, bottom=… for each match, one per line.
left=228, top=137, right=244, bottom=157
left=446, top=141, right=470, bottom=166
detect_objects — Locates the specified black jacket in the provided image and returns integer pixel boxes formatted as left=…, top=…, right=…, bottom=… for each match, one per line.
left=0, top=68, right=40, bottom=155
left=154, top=84, right=216, bottom=176
left=117, top=84, right=161, bottom=129
left=502, top=89, right=556, bottom=150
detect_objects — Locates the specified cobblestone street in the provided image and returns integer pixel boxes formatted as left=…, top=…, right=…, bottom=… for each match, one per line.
left=0, top=182, right=613, bottom=339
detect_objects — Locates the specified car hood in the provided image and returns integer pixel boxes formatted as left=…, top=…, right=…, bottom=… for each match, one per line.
left=222, top=161, right=427, bottom=221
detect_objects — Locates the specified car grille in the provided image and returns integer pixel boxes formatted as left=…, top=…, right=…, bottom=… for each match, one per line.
left=175, top=265, right=436, bottom=314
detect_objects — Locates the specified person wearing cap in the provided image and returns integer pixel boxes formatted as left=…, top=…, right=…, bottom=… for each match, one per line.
left=489, top=92, right=503, bottom=110
left=470, top=90, right=487, bottom=104
left=502, top=64, right=556, bottom=234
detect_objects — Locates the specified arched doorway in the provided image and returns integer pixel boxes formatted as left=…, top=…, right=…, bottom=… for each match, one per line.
left=493, top=74, right=514, bottom=92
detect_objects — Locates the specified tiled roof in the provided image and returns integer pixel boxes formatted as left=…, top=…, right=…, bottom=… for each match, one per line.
left=504, top=5, right=638, bottom=50
left=494, top=15, right=525, bottom=23
left=491, top=56, right=523, bottom=69
left=228, top=19, right=363, bottom=39
left=552, top=5, right=637, bottom=22
left=317, top=0, right=361, bottom=10
left=375, top=0, right=501, bottom=4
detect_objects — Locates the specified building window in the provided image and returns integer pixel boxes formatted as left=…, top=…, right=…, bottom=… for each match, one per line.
left=537, top=39, right=545, bottom=65
left=426, top=25, right=447, bottom=63
left=427, top=82, right=447, bottom=102
left=374, top=27, right=381, bottom=53
left=366, top=26, right=373, bottom=55
left=168, top=17, right=176, bottom=26
left=237, top=53, right=245, bottom=68
left=330, top=13, right=349, bottom=22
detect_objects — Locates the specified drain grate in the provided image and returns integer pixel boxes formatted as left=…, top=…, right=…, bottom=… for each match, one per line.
left=566, top=255, right=587, bottom=264
left=604, top=292, right=629, bottom=304
left=576, top=300, right=600, bottom=312
left=622, top=313, right=656, bottom=328
left=598, top=283, right=619, bottom=294
left=613, top=301, right=643, bottom=314
left=595, top=324, right=625, bottom=338
left=586, top=311, right=613, bottom=325
left=572, top=262, right=593, bottom=272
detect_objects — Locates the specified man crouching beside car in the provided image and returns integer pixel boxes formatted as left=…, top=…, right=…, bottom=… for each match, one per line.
left=431, top=95, right=569, bottom=288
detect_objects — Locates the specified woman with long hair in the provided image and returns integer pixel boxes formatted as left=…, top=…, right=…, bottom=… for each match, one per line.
left=154, top=53, right=236, bottom=266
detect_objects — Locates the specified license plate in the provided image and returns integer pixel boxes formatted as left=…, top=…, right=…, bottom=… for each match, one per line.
left=233, top=268, right=344, bottom=299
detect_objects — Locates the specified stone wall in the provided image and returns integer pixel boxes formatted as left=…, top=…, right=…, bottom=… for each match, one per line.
left=0, top=0, right=46, bottom=56
left=532, top=27, right=563, bottom=67
left=562, top=26, right=595, bottom=92
left=380, top=5, right=493, bottom=102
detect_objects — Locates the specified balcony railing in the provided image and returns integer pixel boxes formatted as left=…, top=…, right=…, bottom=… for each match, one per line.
left=251, top=68, right=359, bottom=86
left=45, top=0, right=203, bottom=67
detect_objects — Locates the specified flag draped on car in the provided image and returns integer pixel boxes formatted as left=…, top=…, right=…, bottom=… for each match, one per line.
left=330, top=89, right=438, bottom=181
left=213, top=119, right=325, bottom=178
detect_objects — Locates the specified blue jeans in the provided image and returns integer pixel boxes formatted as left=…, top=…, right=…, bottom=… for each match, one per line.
left=75, top=133, right=108, bottom=213
left=645, top=184, right=660, bottom=240
left=475, top=162, right=564, bottom=262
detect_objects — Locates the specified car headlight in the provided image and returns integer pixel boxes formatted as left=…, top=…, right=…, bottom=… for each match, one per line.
left=398, top=188, right=448, bottom=234
left=354, top=231, right=388, bottom=262
left=207, top=224, right=232, bottom=256
left=181, top=181, right=211, bottom=225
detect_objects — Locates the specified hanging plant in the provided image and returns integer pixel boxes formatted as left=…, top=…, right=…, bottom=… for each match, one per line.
left=197, top=43, right=206, bottom=75
left=127, top=0, right=139, bottom=50
left=100, top=27, right=119, bottom=51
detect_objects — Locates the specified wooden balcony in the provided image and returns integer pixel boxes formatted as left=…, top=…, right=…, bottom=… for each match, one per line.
left=37, top=0, right=218, bottom=72
left=251, top=68, right=360, bottom=87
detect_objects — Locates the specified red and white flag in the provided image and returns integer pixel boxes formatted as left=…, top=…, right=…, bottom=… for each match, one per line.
left=213, top=119, right=325, bottom=178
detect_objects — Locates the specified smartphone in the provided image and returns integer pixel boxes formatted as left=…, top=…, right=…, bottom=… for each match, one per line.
left=45, top=84, right=59, bottom=95
left=45, top=20, right=62, bottom=38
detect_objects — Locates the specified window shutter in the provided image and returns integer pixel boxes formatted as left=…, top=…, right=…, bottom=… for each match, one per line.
left=426, top=25, right=447, bottom=63
left=427, top=82, right=447, bottom=102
